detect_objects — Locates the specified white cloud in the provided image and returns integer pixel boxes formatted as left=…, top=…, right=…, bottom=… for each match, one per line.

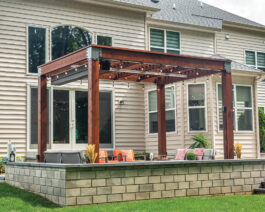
left=202, top=0, right=265, bottom=25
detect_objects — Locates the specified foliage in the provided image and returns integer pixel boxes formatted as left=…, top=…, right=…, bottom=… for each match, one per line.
left=134, top=152, right=150, bottom=161
left=259, top=108, right=265, bottom=152
left=86, top=145, right=98, bottom=164
left=234, top=143, right=242, bottom=159
left=186, top=152, right=196, bottom=160
left=0, top=157, right=4, bottom=174
left=16, top=156, right=24, bottom=162
left=189, top=134, right=210, bottom=149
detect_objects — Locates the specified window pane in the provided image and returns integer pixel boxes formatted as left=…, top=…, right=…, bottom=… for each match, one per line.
left=167, top=49, right=180, bottom=54
left=236, top=86, right=252, bottom=107
left=150, top=47, right=164, bottom=53
left=75, top=91, right=88, bottom=144
left=257, top=52, right=265, bottom=67
left=53, top=90, right=69, bottom=144
left=218, top=84, right=235, bottom=107
left=258, top=67, right=265, bottom=72
left=237, top=109, right=253, bottom=131
left=189, top=108, right=206, bottom=131
left=30, top=88, right=50, bottom=146
left=97, top=35, right=112, bottom=46
left=99, top=92, right=112, bottom=145
left=218, top=108, right=235, bottom=131
left=245, top=51, right=256, bottom=66
left=166, top=31, right=180, bottom=49
left=28, top=27, right=46, bottom=73
left=52, top=26, right=91, bottom=60
left=149, top=112, right=157, bottom=133
left=148, top=90, right=157, bottom=112
left=188, top=84, right=205, bottom=106
left=165, top=87, right=175, bottom=109
left=150, top=28, right=164, bottom=48
left=166, top=110, right=175, bottom=132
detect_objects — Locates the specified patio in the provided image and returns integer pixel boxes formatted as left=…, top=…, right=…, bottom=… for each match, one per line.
left=37, top=45, right=234, bottom=162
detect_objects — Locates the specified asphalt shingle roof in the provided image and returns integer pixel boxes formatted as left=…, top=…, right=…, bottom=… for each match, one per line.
left=119, top=0, right=265, bottom=29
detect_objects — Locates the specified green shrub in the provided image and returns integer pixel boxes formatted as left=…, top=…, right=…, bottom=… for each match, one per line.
left=186, top=152, right=196, bottom=160
left=259, top=108, right=265, bottom=152
left=189, top=134, right=210, bottom=149
left=0, top=157, right=4, bottom=174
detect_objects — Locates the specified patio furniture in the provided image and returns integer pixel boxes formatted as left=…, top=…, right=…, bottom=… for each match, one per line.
left=175, top=149, right=188, bottom=160
left=44, top=151, right=83, bottom=164
left=203, top=149, right=215, bottom=160
left=113, top=150, right=146, bottom=162
left=99, top=150, right=119, bottom=164
left=174, top=148, right=215, bottom=161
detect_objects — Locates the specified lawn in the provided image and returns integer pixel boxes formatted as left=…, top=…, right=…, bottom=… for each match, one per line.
left=1, top=183, right=265, bottom=212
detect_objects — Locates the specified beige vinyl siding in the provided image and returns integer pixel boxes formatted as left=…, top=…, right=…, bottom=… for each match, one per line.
left=0, top=0, right=146, bottom=157
left=147, top=22, right=215, bottom=57
left=144, top=76, right=215, bottom=156
left=258, top=81, right=265, bottom=107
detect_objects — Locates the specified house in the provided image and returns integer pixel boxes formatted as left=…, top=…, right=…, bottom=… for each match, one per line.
left=0, top=0, right=265, bottom=160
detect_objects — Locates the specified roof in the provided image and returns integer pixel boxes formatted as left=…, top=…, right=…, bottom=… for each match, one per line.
left=120, top=0, right=265, bottom=29
left=211, top=54, right=264, bottom=73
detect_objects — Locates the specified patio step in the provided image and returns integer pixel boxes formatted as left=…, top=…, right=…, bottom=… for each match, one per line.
left=0, top=175, right=4, bottom=183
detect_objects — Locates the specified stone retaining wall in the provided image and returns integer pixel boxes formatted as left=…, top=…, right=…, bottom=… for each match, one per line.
left=5, top=160, right=265, bottom=206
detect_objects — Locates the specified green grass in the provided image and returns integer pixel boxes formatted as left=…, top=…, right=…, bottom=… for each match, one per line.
left=1, top=183, right=265, bottom=212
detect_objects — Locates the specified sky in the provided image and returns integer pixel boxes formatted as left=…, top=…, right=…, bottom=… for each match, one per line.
left=202, top=0, right=265, bottom=25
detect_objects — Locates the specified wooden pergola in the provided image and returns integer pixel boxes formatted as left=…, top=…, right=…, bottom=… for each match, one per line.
left=37, top=45, right=234, bottom=162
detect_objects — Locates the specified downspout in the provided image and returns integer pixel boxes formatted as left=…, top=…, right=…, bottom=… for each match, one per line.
left=209, top=75, right=215, bottom=153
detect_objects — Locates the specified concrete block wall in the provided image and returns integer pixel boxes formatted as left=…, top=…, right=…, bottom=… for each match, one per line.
left=5, top=160, right=265, bottom=206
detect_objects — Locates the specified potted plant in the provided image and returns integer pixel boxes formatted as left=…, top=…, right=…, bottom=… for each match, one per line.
left=186, top=152, right=196, bottom=160
left=234, top=143, right=242, bottom=159
left=85, top=145, right=98, bottom=163
left=189, top=134, right=210, bottom=149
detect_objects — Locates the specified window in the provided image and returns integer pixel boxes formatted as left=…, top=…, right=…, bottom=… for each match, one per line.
left=148, top=86, right=176, bottom=133
left=53, top=90, right=70, bottom=144
left=52, top=26, right=92, bottom=60
left=188, top=84, right=206, bottom=131
left=28, top=26, right=46, bottom=73
left=30, top=87, right=50, bottom=149
left=75, top=91, right=113, bottom=148
left=150, top=28, right=180, bottom=54
left=97, top=35, right=112, bottom=46
left=245, top=50, right=265, bottom=71
left=217, top=84, right=253, bottom=131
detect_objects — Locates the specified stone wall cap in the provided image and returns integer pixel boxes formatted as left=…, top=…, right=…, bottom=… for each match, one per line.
left=6, top=159, right=265, bottom=169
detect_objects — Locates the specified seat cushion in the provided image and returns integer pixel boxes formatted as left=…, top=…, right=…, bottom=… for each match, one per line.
left=113, top=150, right=123, bottom=161
left=99, top=150, right=108, bottom=163
left=194, top=148, right=205, bottom=160
left=121, top=150, right=135, bottom=162
left=203, top=149, right=213, bottom=160
left=175, top=149, right=187, bottom=160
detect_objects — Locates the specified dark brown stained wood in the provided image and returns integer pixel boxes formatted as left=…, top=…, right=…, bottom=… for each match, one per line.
left=222, top=71, right=234, bottom=159
left=38, top=75, right=47, bottom=162
left=88, top=59, right=100, bottom=163
left=157, top=83, right=167, bottom=156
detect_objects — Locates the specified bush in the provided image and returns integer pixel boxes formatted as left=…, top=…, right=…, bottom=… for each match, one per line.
left=186, top=152, right=196, bottom=160
left=189, top=134, right=210, bottom=149
left=0, top=157, right=5, bottom=174
left=259, top=108, right=265, bottom=153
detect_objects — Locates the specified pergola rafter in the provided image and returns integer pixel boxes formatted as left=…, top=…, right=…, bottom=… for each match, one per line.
left=37, top=45, right=234, bottom=162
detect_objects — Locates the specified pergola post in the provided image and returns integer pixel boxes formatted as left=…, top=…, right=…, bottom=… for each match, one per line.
left=87, top=47, right=100, bottom=163
left=157, top=83, right=167, bottom=156
left=222, top=62, right=234, bottom=159
left=37, top=69, right=47, bottom=162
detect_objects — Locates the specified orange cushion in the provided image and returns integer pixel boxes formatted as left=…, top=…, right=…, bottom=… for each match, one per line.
left=121, top=150, right=135, bottom=162
left=99, top=150, right=108, bottom=163
left=194, top=148, right=205, bottom=160
left=113, top=150, right=123, bottom=161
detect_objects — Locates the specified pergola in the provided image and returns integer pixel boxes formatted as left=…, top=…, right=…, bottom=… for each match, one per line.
left=37, top=45, right=234, bottom=162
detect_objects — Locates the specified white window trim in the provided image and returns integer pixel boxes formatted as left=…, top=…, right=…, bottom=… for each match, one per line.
left=187, top=82, right=207, bottom=133
left=149, top=27, right=181, bottom=54
left=245, top=50, right=265, bottom=70
left=96, top=33, right=114, bottom=46
left=26, top=25, right=49, bottom=75
left=216, top=83, right=254, bottom=133
left=147, top=85, right=177, bottom=135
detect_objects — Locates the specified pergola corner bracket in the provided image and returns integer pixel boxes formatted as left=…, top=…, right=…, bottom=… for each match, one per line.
left=224, top=62, right=232, bottom=73
left=86, top=47, right=102, bottom=61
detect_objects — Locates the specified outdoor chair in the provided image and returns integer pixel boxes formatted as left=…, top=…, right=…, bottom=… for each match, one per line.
left=99, top=150, right=119, bottom=164
left=44, top=152, right=61, bottom=163
left=203, top=149, right=215, bottom=160
left=61, top=151, right=83, bottom=164
left=113, top=150, right=146, bottom=162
